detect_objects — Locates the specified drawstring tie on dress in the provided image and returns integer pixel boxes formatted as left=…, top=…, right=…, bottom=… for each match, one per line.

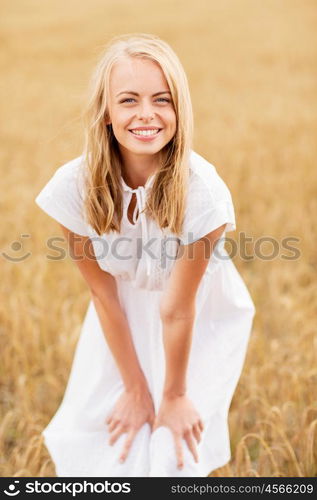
left=121, top=174, right=156, bottom=277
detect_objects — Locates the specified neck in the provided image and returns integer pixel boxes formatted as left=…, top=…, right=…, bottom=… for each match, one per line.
left=119, top=147, right=160, bottom=189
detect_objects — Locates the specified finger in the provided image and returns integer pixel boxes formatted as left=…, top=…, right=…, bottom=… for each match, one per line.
left=198, top=419, right=204, bottom=432
left=149, top=415, right=155, bottom=431
left=184, top=430, right=199, bottom=463
left=109, top=425, right=124, bottom=446
left=173, top=435, right=184, bottom=470
left=119, top=429, right=137, bottom=463
left=152, top=418, right=159, bottom=432
left=107, top=419, right=120, bottom=432
left=105, top=415, right=112, bottom=425
left=192, top=423, right=201, bottom=443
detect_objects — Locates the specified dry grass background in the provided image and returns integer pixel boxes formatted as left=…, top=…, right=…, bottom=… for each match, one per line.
left=0, top=0, right=316, bottom=477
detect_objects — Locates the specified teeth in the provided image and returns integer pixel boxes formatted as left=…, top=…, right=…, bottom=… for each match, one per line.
left=131, top=129, right=159, bottom=136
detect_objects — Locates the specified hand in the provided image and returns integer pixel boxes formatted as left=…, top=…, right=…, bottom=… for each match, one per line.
left=153, top=394, right=204, bottom=469
left=105, top=385, right=155, bottom=464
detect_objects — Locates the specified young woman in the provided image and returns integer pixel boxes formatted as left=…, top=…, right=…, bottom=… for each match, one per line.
left=35, top=33, right=256, bottom=477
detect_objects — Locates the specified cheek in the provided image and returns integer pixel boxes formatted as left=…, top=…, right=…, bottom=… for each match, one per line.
left=165, top=109, right=177, bottom=129
left=166, top=117, right=177, bottom=137
left=112, top=123, right=130, bottom=140
left=112, top=109, right=132, bottom=128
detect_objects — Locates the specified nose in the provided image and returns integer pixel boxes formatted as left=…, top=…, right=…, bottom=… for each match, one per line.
left=136, top=99, right=155, bottom=121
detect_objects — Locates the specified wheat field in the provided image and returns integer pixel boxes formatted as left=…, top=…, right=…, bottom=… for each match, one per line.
left=0, top=0, right=316, bottom=477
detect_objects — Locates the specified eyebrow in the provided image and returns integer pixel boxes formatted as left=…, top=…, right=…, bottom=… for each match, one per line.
left=116, top=90, right=171, bottom=97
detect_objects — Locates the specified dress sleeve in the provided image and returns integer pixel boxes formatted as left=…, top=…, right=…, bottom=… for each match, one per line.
left=179, top=172, right=236, bottom=245
left=34, top=156, right=90, bottom=236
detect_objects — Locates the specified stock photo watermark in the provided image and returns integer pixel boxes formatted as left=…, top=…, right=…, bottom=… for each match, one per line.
left=2, top=231, right=301, bottom=269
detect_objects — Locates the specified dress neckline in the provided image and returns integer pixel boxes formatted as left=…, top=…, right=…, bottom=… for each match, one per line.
left=120, top=172, right=156, bottom=193
left=120, top=172, right=156, bottom=277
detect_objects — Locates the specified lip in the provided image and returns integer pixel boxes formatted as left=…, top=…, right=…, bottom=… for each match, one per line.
left=129, top=128, right=162, bottom=142
left=129, top=127, right=162, bottom=131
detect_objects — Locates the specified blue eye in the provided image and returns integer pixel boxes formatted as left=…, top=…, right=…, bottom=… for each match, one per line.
left=119, top=96, right=171, bottom=104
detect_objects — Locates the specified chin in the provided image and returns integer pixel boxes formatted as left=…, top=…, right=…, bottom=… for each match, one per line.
left=127, top=143, right=164, bottom=156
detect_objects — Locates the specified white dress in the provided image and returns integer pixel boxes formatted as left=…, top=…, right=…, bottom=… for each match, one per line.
left=35, top=150, right=256, bottom=477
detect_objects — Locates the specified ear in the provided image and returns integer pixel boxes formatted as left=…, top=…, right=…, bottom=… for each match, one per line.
left=104, top=109, right=112, bottom=126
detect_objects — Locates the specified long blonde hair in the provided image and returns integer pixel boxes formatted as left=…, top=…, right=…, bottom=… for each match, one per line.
left=81, top=33, right=193, bottom=236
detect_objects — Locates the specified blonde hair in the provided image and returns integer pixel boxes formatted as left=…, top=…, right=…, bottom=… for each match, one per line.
left=81, top=33, right=193, bottom=236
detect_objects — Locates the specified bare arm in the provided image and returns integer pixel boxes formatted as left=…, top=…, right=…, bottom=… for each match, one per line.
left=59, top=224, right=155, bottom=462
left=59, top=224, right=147, bottom=392
left=159, top=223, right=226, bottom=398
left=154, top=224, right=226, bottom=468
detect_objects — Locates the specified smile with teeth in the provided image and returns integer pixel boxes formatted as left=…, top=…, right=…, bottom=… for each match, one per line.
left=130, top=129, right=161, bottom=136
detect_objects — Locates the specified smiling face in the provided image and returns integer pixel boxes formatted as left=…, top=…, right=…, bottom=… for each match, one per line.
left=106, top=56, right=177, bottom=161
